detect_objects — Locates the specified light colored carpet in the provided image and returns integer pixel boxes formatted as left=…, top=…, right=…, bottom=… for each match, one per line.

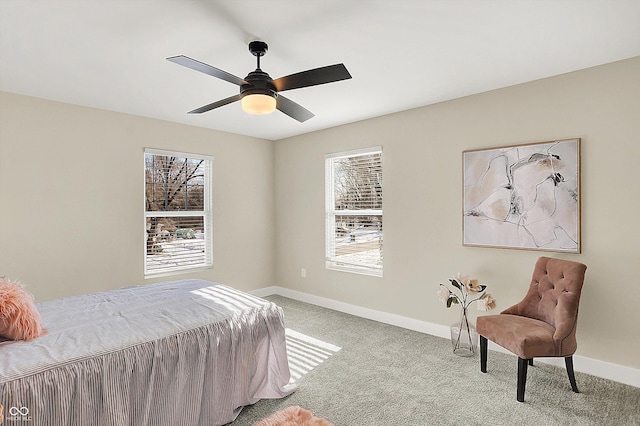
left=229, top=296, right=640, bottom=426
left=252, top=406, right=334, bottom=426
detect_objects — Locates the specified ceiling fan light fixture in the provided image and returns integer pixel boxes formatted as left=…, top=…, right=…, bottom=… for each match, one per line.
left=168, top=40, right=351, bottom=122
left=241, top=93, right=276, bottom=115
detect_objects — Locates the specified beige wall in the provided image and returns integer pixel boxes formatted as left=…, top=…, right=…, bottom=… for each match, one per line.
left=274, top=57, right=640, bottom=370
left=1, top=56, right=638, bottom=372
left=0, top=92, right=275, bottom=301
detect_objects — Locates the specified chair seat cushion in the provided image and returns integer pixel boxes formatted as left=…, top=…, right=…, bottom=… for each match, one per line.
left=477, top=314, right=558, bottom=359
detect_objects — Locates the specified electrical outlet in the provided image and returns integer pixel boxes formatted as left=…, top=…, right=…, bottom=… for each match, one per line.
left=301, top=268, right=306, bottom=278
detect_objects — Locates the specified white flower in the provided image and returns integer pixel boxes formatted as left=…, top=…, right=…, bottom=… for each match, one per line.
left=465, top=278, right=482, bottom=294
left=437, top=285, right=450, bottom=304
left=483, top=293, right=496, bottom=310
left=456, top=273, right=470, bottom=285
left=439, top=273, right=496, bottom=310
left=455, top=273, right=481, bottom=294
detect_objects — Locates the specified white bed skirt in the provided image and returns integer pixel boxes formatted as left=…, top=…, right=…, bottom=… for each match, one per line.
left=0, top=280, right=295, bottom=425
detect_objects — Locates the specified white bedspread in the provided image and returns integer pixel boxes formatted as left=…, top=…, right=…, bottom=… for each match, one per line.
left=0, top=280, right=295, bottom=425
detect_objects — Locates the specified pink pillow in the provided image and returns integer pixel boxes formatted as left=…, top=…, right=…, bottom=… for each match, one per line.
left=0, top=278, right=45, bottom=341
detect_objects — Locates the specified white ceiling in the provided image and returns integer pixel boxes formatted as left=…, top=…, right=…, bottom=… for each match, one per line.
left=1, top=1, right=639, bottom=141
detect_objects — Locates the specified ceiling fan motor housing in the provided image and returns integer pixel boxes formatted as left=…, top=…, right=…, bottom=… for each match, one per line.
left=241, top=70, right=277, bottom=99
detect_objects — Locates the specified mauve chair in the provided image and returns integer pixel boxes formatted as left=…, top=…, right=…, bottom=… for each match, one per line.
left=476, top=256, right=587, bottom=402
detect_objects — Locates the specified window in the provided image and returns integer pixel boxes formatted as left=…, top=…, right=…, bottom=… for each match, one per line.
left=144, top=149, right=213, bottom=277
left=325, top=147, right=383, bottom=276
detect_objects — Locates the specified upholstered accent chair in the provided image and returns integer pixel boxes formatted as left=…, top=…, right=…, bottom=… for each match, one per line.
left=476, top=257, right=587, bottom=402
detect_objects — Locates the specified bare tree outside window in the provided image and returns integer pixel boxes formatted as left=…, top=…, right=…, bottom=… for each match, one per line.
left=144, top=150, right=212, bottom=276
left=326, top=148, right=383, bottom=276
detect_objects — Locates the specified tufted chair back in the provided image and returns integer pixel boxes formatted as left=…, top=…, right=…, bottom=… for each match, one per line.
left=501, top=256, right=587, bottom=355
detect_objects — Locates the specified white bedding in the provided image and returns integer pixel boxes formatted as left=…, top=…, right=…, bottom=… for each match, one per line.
left=0, top=280, right=295, bottom=425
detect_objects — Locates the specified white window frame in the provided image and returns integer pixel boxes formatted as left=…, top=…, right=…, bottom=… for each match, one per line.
left=325, top=146, right=383, bottom=277
left=144, top=148, right=213, bottom=278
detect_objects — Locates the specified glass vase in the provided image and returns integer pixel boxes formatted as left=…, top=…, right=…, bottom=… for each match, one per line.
left=450, top=306, right=478, bottom=356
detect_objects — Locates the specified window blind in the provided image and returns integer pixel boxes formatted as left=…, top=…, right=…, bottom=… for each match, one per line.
left=325, top=147, right=383, bottom=276
left=144, top=149, right=213, bottom=276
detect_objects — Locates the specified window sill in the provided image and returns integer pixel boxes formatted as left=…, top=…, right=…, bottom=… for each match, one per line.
left=326, top=263, right=383, bottom=278
left=144, top=265, right=213, bottom=280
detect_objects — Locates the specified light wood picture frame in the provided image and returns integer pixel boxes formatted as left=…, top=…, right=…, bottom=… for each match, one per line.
left=463, top=138, right=581, bottom=253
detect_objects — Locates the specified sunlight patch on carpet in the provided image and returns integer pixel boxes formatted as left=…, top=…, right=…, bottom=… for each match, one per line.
left=285, top=328, right=341, bottom=382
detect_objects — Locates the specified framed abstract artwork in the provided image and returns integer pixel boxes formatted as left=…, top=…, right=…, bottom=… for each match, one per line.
left=463, top=138, right=581, bottom=253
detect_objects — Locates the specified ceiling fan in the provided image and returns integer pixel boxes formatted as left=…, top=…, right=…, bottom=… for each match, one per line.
left=167, top=41, right=352, bottom=122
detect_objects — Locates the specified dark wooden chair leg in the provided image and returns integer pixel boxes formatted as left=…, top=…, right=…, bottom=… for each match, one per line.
left=517, top=357, right=529, bottom=402
left=480, top=336, right=487, bottom=373
left=528, top=358, right=534, bottom=366
left=565, top=356, right=579, bottom=393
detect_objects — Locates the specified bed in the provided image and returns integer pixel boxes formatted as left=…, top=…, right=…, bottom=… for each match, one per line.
left=0, top=279, right=295, bottom=425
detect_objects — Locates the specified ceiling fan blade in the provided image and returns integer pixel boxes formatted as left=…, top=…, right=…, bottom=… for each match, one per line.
left=276, top=95, right=315, bottom=122
left=167, top=55, right=248, bottom=86
left=272, top=64, right=352, bottom=92
left=188, top=94, right=241, bottom=114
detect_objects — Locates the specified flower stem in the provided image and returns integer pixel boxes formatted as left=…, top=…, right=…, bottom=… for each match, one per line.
left=463, top=308, right=474, bottom=352
left=454, top=306, right=475, bottom=354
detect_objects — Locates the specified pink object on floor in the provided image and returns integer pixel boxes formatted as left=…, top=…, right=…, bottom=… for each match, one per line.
left=253, top=406, right=334, bottom=426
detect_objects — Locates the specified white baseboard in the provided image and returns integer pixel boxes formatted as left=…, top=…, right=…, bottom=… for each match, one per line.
left=252, top=286, right=640, bottom=389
